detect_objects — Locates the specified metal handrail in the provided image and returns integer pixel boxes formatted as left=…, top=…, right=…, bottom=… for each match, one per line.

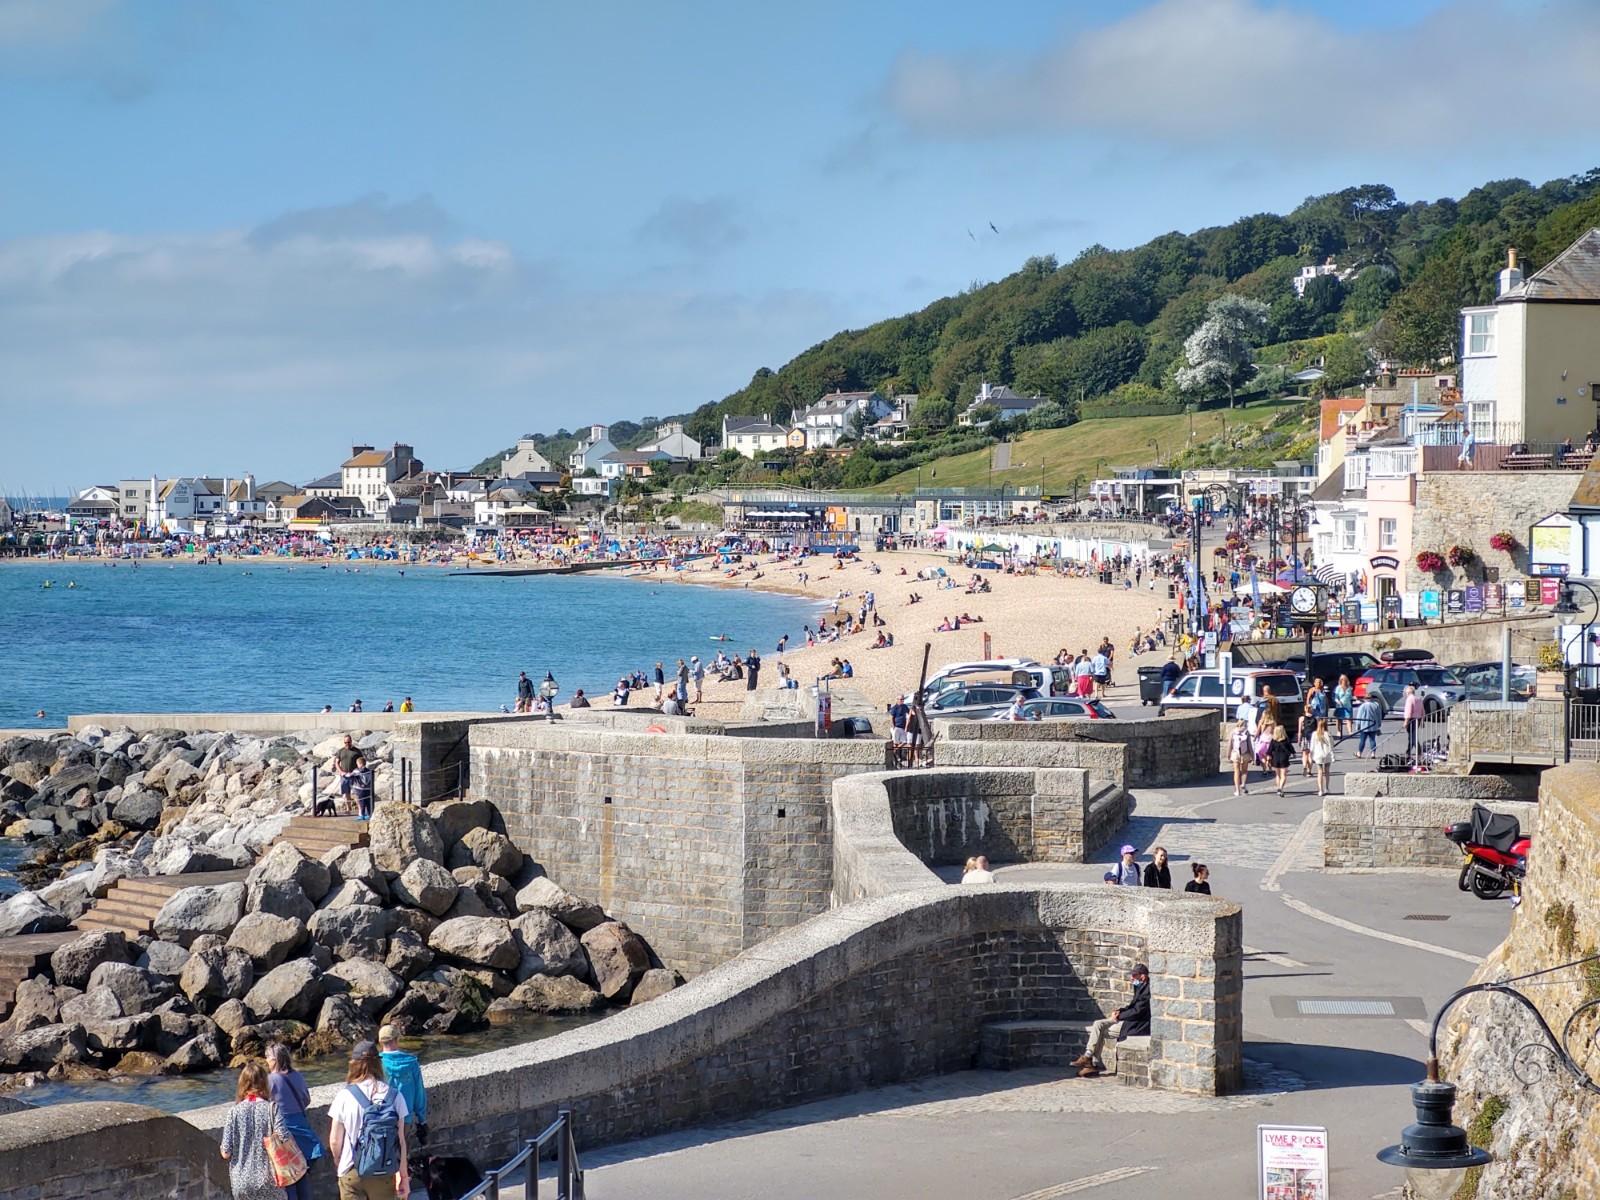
left=458, top=1108, right=584, bottom=1200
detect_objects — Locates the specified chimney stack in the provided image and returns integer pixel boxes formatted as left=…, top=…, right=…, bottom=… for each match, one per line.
left=1497, top=247, right=1524, bottom=297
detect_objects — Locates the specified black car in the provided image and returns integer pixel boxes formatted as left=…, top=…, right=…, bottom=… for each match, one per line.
left=1274, top=651, right=1380, bottom=694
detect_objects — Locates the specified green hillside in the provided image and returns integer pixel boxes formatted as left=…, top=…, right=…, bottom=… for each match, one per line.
left=866, top=398, right=1309, bottom=495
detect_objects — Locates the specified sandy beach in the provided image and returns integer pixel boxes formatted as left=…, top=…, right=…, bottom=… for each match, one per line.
left=629, top=548, right=1174, bottom=716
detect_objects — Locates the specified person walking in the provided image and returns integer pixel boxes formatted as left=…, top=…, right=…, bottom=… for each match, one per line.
left=1268, top=723, right=1293, bottom=796
left=1072, top=963, right=1151, bottom=1079
left=328, top=1041, right=411, bottom=1200
left=1402, top=684, right=1424, bottom=761
left=1229, top=717, right=1254, bottom=796
left=219, top=1059, right=293, bottom=1200
left=1160, top=654, right=1182, bottom=696
left=1355, top=691, right=1384, bottom=758
left=1332, top=675, right=1354, bottom=736
left=675, top=658, right=690, bottom=705
left=267, top=1044, right=322, bottom=1200
left=378, top=1025, right=427, bottom=1150
left=744, top=648, right=762, bottom=691
left=1115, top=844, right=1142, bottom=886
left=515, top=671, right=533, bottom=713
left=653, top=661, right=666, bottom=705
left=691, top=656, right=705, bottom=704
left=329, top=736, right=366, bottom=818
left=1142, top=846, right=1171, bottom=889
left=1185, top=863, right=1212, bottom=894
left=1310, top=718, right=1335, bottom=797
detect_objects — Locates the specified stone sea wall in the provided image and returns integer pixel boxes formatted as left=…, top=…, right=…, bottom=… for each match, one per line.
left=429, top=721, right=1132, bottom=975
left=942, top=711, right=1220, bottom=787
left=1323, top=775, right=1540, bottom=869
left=0, top=1101, right=230, bottom=1200
left=1441, top=765, right=1600, bottom=1200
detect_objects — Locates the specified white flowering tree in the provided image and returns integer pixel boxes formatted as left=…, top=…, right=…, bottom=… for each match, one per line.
left=1176, top=295, right=1270, bottom=409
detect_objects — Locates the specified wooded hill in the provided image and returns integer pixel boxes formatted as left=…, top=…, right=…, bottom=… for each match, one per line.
left=477, top=169, right=1600, bottom=475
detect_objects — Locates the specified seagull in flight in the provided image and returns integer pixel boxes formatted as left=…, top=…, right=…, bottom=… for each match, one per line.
left=967, top=228, right=976, bottom=241
left=989, top=221, right=1000, bottom=234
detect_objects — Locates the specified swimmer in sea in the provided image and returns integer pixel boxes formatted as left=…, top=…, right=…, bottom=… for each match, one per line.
left=35, top=710, right=46, bottom=720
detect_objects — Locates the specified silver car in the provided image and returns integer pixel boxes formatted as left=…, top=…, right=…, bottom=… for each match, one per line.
left=925, top=685, right=1042, bottom=720
left=987, top=697, right=1116, bottom=721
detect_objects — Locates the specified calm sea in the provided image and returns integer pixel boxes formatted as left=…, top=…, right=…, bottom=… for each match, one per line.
left=0, top=561, right=814, bottom=727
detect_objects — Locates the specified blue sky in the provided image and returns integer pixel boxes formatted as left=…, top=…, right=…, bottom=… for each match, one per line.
left=3, top=0, right=1599, bottom=491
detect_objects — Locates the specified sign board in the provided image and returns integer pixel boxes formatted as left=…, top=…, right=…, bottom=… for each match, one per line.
left=1257, top=1125, right=1329, bottom=1200
left=1530, top=513, right=1573, bottom=577
left=1526, top=578, right=1542, bottom=606
left=1381, top=594, right=1402, bottom=619
left=1367, top=554, right=1400, bottom=571
left=1446, top=589, right=1466, bottom=615
left=1401, top=591, right=1420, bottom=620
left=1541, top=577, right=1562, bottom=606
left=1465, top=585, right=1484, bottom=613
left=1484, top=583, right=1502, bottom=611
left=1508, top=581, right=1526, bottom=610
left=1341, top=600, right=1362, bottom=626
left=1359, top=599, right=1378, bottom=624
left=1420, top=589, right=1442, bottom=619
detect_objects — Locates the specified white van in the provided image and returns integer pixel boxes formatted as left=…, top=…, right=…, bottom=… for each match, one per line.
left=924, top=658, right=1071, bottom=698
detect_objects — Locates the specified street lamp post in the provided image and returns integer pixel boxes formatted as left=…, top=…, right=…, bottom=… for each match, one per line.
left=1378, top=952, right=1600, bottom=1196
left=1552, top=579, right=1599, bottom=762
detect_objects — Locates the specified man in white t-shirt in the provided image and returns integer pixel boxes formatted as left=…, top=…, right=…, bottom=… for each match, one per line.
left=328, top=1040, right=411, bottom=1199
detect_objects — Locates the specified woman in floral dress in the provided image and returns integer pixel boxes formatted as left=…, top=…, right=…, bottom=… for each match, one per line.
left=220, top=1058, right=292, bottom=1200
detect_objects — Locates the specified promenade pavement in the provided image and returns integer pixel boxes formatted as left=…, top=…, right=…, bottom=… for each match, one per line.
left=543, top=678, right=1512, bottom=1200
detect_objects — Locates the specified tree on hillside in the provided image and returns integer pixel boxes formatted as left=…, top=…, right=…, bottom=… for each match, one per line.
left=1176, top=295, right=1270, bottom=408
left=1319, top=334, right=1369, bottom=392
left=910, top=396, right=956, bottom=431
left=1026, top=400, right=1072, bottom=430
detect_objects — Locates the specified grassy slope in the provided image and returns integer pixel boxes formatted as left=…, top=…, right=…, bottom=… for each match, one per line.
left=867, top=400, right=1305, bottom=494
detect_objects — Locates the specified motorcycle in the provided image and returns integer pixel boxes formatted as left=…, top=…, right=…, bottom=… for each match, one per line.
left=1444, top=803, right=1531, bottom=901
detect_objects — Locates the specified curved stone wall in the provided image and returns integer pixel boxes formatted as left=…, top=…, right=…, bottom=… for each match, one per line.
left=943, top=711, right=1221, bottom=786
left=180, top=883, right=1240, bottom=1172
left=1, top=1101, right=230, bottom=1200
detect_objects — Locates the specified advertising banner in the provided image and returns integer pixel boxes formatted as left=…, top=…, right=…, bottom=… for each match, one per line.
left=1257, top=1125, right=1329, bottom=1200
left=1420, top=590, right=1442, bottom=619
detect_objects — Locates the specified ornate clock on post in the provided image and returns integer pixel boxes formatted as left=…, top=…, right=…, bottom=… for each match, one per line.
left=1289, top=584, right=1324, bottom=670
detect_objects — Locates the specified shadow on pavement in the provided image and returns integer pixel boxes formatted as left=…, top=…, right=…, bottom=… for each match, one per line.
left=1245, top=1040, right=1422, bottom=1092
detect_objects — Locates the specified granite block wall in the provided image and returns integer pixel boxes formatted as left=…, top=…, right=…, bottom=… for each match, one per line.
left=1323, top=787, right=1540, bottom=869
left=0, top=1102, right=230, bottom=1200
left=944, top=711, right=1220, bottom=787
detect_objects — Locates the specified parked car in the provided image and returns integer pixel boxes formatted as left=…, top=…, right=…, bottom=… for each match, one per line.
left=987, top=697, right=1116, bottom=721
left=926, top=684, right=1042, bottom=720
left=1354, top=665, right=1466, bottom=714
left=1270, top=651, right=1381, bottom=694
left=1451, top=661, right=1537, bottom=702
left=1158, top=668, right=1304, bottom=724
left=925, top=659, right=1073, bottom=698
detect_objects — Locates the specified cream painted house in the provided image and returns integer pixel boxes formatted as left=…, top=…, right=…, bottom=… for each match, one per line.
left=1460, top=233, right=1600, bottom=446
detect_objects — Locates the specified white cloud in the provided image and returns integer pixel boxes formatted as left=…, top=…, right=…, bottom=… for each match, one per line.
left=885, top=0, right=1600, bottom=150
left=0, top=0, right=115, bottom=48
left=0, top=199, right=844, bottom=485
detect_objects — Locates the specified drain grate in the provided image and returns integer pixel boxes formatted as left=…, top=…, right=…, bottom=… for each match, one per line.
left=1403, top=914, right=1451, bottom=922
left=1297, top=999, right=1395, bottom=1016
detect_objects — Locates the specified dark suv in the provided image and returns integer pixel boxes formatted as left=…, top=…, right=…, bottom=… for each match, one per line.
left=1273, top=651, right=1380, bottom=694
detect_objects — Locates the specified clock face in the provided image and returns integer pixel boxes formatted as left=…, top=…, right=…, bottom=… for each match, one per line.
left=1290, top=585, right=1319, bottom=615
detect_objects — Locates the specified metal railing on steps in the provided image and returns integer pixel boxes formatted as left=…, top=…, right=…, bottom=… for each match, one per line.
left=458, top=1109, right=584, bottom=1200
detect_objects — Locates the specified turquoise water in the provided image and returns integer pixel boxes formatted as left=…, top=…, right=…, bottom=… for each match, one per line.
left=0, top=561, right=813, bottom=727
left=0, top=839, right=23, bottom=897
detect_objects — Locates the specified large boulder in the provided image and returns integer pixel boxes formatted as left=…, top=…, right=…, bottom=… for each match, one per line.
left=331, top=848, right=389, bottom=903
left=243, top=959, right=324, bottom=1023
left=390, top=859, right=457, bottom=917
left=38, top=875, right=92, bottom=922
left=308, top=994, right=374, bottom=1053
left=165, top=1026, right=227, bottom=1074
left=148, top=841, right=250, bottom=876
left=50, top=930, right=130, bottom=991
left=227, top=912, right=307, bottom=972
left=384, top=929, right=434, bottom=981
left=178, top=945, right=256, bottom=1009
left=428, top=917, right=518, bottom=971
left=87, top=847, right=146, bottom=899
left=579, top=922, right=652, bottom=1003
left=307, top=904, right=389, bottom=962
left=442, top=885, right=498, bottom=921
left=3, top=977, right=62, bottom=1034
left=368, top=802, right=444, bottom=873
left=247, top=843, right=332, bottom=905
left=447, top=828, right=523, bottom=878
left=505, top=973, right=607, bottom=1015
left=111, top=790, right=164, bottom=831
left=0, top=891, right=70, bottom=937
left=245, top=878, right=314, bottom=924
left=630, top=968, right=683, bottom=1006
left=323, top=960, right=404, bottom=1019
left=153, top=882, right=246, bottom=946
left=510, top=910, right=588, bottom=982
left=211, top=998, right=252, bottom=1040
left=0, top=1023, right=88, bottom=1070
left=514, top=877, right=606, bottom=932
left=60, top=986, right=125, bottom=1028
left=138, top=941, right=192, bottom=978
left=319, top=880, right=383, bottom=910
left=84, top=1012, right=159, bottom=1054
left=86, top=962, right=169, bottom=1014
left=425, top=798, right=497, bottom=848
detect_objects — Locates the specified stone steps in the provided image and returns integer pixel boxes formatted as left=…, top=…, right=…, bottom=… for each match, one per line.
left=272, top=815, right=370, bottom=860
left=70, top=869, right=250, bottom=940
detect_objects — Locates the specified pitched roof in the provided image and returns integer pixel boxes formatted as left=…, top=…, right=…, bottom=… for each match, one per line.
left=1500, top=229, right=1600, bottom=303
left=1308, top=463, right=1347, bottom=502
left=1571, top=460, right=1600, bottom=509
left=1318, top=397, right=1367, bottom=441
left=305, top=472, right=343, bottom=490
left=727, top=419, right=787, bottom=435
left=343, top=450, right=391, bottom=468
left=604, top=450, right=669, bottom=464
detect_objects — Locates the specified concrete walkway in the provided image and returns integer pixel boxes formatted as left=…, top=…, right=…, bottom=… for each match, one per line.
left=554, top=730, right=1508, bottom=1200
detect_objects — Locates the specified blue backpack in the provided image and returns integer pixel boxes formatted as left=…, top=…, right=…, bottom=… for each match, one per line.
left=346, top=1083, right=401, bottom=1177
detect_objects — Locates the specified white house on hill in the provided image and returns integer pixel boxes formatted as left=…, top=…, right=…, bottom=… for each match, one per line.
left=569, top=425, right=617, bottom=474
left=722, top=414, right=790, bottom=457
left=959, top=382, right=1043, bottom=426
left=791, top=390, right=887, bottom=448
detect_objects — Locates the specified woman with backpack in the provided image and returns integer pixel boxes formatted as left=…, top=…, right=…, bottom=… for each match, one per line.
left=329, top=1040, right=411, bottom=1200
left=219, top=1059, right=293, bottom=1200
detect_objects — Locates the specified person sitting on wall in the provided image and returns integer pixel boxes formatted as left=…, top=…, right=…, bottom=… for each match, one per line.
left=1073, top=963, right=1152, bottom=1079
